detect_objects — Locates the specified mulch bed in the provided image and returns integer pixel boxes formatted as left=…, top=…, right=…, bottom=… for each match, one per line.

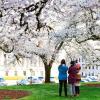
left=0, top=90, right=31, bottom=99
left=86, top=84, right=100, bottom=87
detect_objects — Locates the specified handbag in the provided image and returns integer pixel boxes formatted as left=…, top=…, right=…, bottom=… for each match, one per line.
left=76, top=73, right=81, bottom=80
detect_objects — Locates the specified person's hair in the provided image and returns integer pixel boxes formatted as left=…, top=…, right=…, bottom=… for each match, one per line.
left=70, top=61, right=75, bottom=66
left=61, top=59, right=66, bottom=65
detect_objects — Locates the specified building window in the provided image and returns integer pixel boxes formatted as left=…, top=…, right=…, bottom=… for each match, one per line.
left=92, top=73, right=94, bottom=76
left=15, top=71, right=17, bottom=76
left=30, top=59, right=33, bottom=65
left=82, top=72, right=83, bottom=76
left=96, top=66, right=98, bottom=70
left=89, top=67, right=91, bottom=69
left=82, top=64, right=85, bottom=66
left=5, top=71, right=8, bottom=76
left=92, top=66, right=94, bottom=69
left=82, top=58, right=84, bottom=62
left=30, top=69, right=35, bottom=76
left=79, top=58, right=80, bottom=62
left=32, top=71, right=35, bottom=76
left=89, top=73, right=90, bottom=76
left=40, top=71, right=43, bottom=77
left=23, top=71, right=26, bottom=76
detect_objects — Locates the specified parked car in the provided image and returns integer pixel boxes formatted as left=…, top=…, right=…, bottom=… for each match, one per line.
left=81, top=76, right=98, bottom=82
left=86, top=76, right=98, bottom=82
left=16, top=79, right=30, bottom=85
left=0, top=78, right=7, bottom=86
left=38, top=77, right=44, bottom=82
left=27, top=76, right=43, bottom=84
left=81, top=78, right=89, bottom=82
left=50, top=77, right=55, bottom=83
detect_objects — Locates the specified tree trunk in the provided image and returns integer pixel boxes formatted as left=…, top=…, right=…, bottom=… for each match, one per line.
left=40, top=55, right=54, bottom=83
left=44, top=64, right=51, bottom=83
left=42, top=59, right=53, bottom=83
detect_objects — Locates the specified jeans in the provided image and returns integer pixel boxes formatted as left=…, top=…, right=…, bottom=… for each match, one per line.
left=75, top=86, right=80, bottom=94
left=59, top=80, right=67, bottom=96
left=67, top=84, right=75, bottom=96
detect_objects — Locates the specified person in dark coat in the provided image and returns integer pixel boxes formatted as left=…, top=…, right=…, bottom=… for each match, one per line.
left=68, top=61, right=78, bottom=96
left=58, top=59, right=68, bottom=96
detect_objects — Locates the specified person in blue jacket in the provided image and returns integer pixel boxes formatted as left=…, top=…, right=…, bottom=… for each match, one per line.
left=58, top=59, right=68, bottom=96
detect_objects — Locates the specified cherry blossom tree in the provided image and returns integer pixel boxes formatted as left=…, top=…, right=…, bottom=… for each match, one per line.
left=0, top=0, right=100, bottom=82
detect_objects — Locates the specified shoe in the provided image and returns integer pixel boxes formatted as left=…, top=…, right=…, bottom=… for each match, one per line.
left=76, top=94, right=79, bottom=96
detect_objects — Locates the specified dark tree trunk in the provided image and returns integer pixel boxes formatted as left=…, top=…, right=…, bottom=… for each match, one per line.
left=44, top=64, right=51, bottom=83
left=44, top=60, right=53, bottom=83
left=40, top=54, right=55, bottom=83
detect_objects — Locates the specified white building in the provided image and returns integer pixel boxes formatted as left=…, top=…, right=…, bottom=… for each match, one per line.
left=0, top=50, right=100, bottom=80
left=77, top=57, right=100, bottom=77
left=0, top=51, right=45, bottom=79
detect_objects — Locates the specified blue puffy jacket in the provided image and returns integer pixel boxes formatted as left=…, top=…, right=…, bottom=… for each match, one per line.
left=58, top=64, right=68, bottom=80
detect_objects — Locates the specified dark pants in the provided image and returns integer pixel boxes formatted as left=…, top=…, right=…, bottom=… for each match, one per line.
left=59, top=80, right=67, bottom=96
left=75, top=86, right=80, bottom=94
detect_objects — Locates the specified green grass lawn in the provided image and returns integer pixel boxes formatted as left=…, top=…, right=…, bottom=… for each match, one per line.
left=0, top=83, right=100, bottom=100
